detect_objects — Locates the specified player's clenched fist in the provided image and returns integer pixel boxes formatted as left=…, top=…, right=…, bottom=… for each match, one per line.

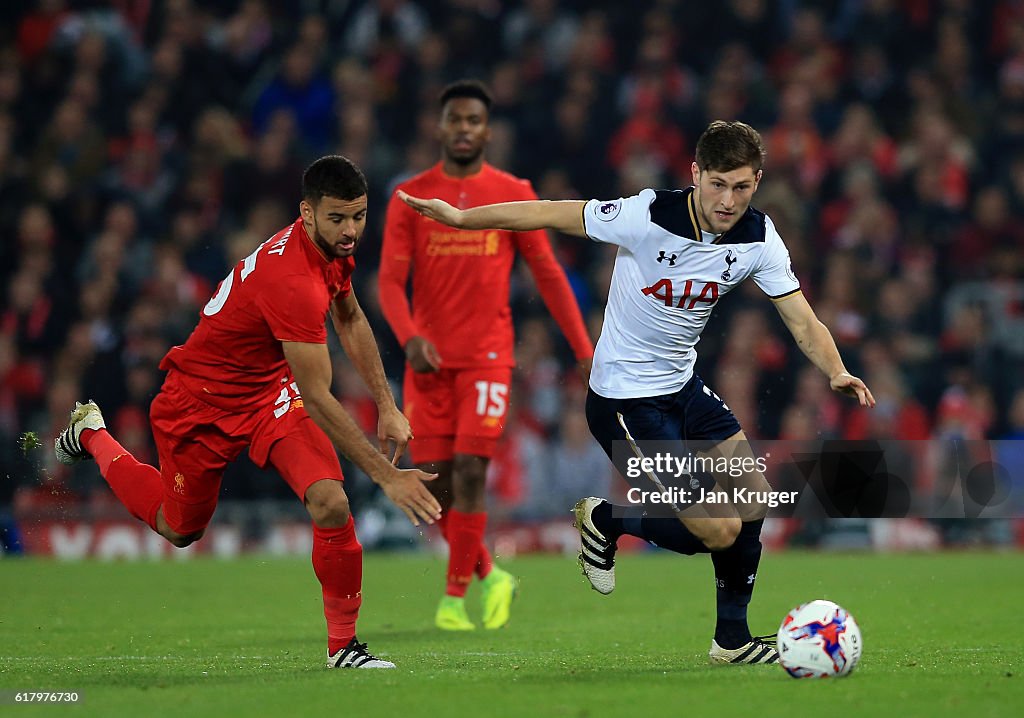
left=405, top=336, right=442, bottom=373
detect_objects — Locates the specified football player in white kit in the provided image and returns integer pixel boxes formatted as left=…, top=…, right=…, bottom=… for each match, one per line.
left=399, top=121, right=874, bottom=665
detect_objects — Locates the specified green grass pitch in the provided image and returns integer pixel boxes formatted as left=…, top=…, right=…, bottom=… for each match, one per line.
left=1, top=551, right=1021, bottom=717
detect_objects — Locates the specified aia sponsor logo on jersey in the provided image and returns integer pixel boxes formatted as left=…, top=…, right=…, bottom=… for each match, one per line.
left=641, top=278, right=719, bottom=309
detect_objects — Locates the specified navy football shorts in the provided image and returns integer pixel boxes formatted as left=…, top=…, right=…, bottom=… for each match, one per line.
left=585, top=374, right=742, bottom=472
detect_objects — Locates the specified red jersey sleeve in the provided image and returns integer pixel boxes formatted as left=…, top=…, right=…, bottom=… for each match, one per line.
left=379, top=190, right=419, bottom=347
left=513, top=183, right=594, bottom=362
left=257, top=275, right=329, bottom=344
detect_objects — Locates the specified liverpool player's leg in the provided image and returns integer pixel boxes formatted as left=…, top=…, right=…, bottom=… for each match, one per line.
left=416, top=456, right=503, bottom=630
left=267, top=416, right=393, bottom=669
left=405, top=366, right=480, bottom=629
left=416, top=452, right=480, bottom=630
left=55, top=386, right=222, bottom=548
left=55, top=398, right=165, bottom=531
left=420, top=460, right=453, bottom=543
left=449, top=453, right=516, bottom=629
left=449, top=367, right=517, bottom=630
left=418, top=459, right=476, bottom=630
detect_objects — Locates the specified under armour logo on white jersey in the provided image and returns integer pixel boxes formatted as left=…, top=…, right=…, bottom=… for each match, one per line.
left=657, top=250, right=677, bottom=266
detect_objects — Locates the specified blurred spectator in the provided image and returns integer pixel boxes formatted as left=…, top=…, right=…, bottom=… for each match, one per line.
left=252, top=43, right=335, bottom=155
left=513, top=317, right=567, bottom=433
left=841, top=44, right=906, bottom=133
left=32, top=98, right=106, bottom=186
left=895, top=106, right=974, bottom=257
left=950, top=185, right=1024, bottom=279
left=813, top=253, right=869, bottom=350
left=486, top=394, right=548, bottom=520
left=684, top=0, right=778, bottom=68
left=4, top=268, right=65, bottom=361
left=222, top=128, right=304, bottom=223
left=17, top=0, right=70, bottom=65
left=542, top=408, right=612, bottom=518
left=817, top=163, right=899, bottom=282
left=825, top=103, right=898, bottom=182
left=986, top=54, right=1024, bottom=170
left=104, top=96, right=179, bottom=220
left=218, top=0, right=274, bottom=86
left=770, top=7, right=845, bottom=93
left=344, top=0, right=429, bottom=60
left=765, top=81, right=827, bottom=197
left=502, top=0, right=579, bottom=76
left=145, top=28, right=232, bottom=139
left=844, top=367, right=931, bottom=442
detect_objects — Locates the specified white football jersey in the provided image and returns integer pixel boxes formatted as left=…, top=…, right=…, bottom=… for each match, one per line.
left=583, top=187, right=800, bottom=399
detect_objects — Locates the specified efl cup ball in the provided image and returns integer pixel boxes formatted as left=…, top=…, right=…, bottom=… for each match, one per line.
left=778, top=600, right=862, bottom=678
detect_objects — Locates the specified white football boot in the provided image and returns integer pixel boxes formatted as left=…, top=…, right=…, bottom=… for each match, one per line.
left=326, top=638, right=396, bottom=669
left=709, top=635, right=779, bottom=665
left=54, top=400, right=106, bottom=465
left=573, top=497, right=617, bottom=595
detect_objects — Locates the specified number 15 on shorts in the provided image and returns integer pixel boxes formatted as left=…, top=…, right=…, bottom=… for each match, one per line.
left=474, top=381, right=508, bottom=418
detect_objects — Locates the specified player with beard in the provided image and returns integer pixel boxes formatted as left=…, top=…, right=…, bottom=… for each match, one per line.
left=55, top=156, right=441, bottom=669
left=397, top=121, right=875, bottom=663
left=380, top=80, right=594, bottom=631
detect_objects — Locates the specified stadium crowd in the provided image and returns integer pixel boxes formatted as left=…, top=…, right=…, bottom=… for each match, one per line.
left=2, top=0, right=1023, bottom=544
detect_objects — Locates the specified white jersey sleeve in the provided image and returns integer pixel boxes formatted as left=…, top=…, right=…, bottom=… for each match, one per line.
left=582, top=189, right=657, bottom=252
left=751, top=216, right=801, bottom=299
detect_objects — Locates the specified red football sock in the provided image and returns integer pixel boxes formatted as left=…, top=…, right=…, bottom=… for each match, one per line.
left=446, top=510, right=487, bottom=597
left=436, top=512, right=450, bottom=542
left=81, top=429, right=161, bottom=531
left=438, top=511, right=492, bottom=578
left=312, top=518, right=363, bottom=655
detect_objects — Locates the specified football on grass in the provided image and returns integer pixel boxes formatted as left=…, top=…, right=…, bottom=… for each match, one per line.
left=777, top=599, right=862, bottom=678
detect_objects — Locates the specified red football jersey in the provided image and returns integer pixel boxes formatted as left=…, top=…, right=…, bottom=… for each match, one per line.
left=380, top=162, right=592, bottom=368
left=160, top=218, right=354, bottom=410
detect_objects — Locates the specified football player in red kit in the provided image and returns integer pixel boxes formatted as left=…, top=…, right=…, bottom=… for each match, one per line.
left=56, top=156, right=441, bottom=669
left=380, top=80, right=594, bottom=630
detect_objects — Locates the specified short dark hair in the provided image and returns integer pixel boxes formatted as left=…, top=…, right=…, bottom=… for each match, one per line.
left=439, top=79, right=492, bottom=110
left=301, top=155, right=367, bottom=204
left=694, top=121, right=766, bottom=173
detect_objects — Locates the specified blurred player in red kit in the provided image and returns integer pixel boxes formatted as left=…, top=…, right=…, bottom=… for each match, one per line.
left=56, top=156, right=441, bottom=669
left=380, top=80, right=594, bottom=630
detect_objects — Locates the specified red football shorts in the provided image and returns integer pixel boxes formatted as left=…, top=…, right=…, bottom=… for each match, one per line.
left=403, top=365, right=512, bottom=463
left=149, top=372, right=343, bottom=535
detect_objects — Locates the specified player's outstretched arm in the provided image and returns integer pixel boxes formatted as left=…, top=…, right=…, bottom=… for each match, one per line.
left=397, top=190, right=589, bottom=237
left=330, top=291, right=412, bottom=463
left=282, top=340, right=442, bottom=526
left=773, top=292, right=876, bottom=408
